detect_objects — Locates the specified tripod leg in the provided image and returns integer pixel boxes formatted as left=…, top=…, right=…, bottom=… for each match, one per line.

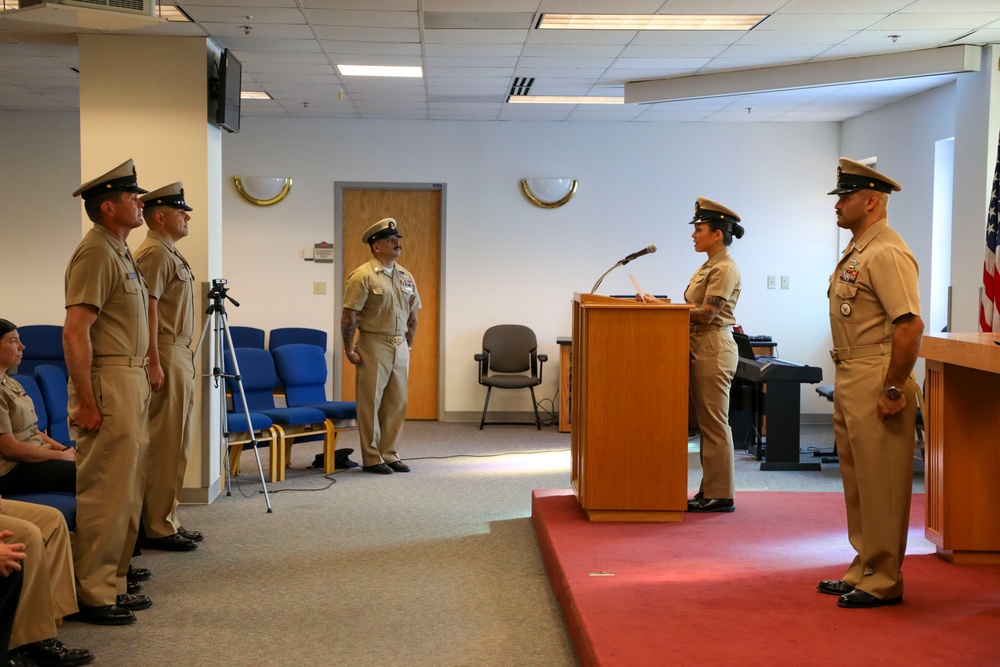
left=220, top=313, right=273, bottom=513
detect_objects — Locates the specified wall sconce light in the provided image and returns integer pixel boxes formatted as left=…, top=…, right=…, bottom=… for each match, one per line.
left=234, top=176, right=293, bottom=206
left=520, top=178, right=578, bottom=209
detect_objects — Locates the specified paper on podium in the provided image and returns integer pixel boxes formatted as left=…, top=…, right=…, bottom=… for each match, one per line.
left=629, top=274, right=647, bottom=300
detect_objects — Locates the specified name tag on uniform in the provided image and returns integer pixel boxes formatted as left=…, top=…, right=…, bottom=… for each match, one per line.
left=401, top=277, right=415, bottom=293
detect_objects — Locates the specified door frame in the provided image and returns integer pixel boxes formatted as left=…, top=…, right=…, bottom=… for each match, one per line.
left=333, top=181, right=447, bottom=421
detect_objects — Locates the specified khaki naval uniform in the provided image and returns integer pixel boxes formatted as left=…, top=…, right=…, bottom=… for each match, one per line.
left=343, top=258, right=421, bottom=466
left=829, top=217, right=920, bottom=600
left=135, top=230, right=196, bottom=539
left=65, top=223, right=151, bottom=606
left=685, top=248, right=741, bottom=499
left=0, top=498, right=77, bottom=648
left=0, top=376, right=75, bottom=495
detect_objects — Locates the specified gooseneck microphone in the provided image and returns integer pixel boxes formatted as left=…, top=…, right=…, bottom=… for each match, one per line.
left=620, top=244, right=657, bottom=266
left=590, top=243, right=657, bottom=294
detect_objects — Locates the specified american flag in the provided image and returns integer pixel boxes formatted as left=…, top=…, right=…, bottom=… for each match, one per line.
left=981, top=132, right=1000, bottom=332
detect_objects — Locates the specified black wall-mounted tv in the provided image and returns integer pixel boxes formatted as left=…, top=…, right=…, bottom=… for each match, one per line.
left=216, top=48, right=242, bottom=134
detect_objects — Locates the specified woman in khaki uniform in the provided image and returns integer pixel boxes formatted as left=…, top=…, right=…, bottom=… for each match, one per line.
left=647, top=198, right=744, bottom=512
left=0, top=320, right=77, bottom=496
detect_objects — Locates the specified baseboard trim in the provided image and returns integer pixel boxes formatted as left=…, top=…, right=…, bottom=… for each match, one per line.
left=180, top=478, right=221, bottom=506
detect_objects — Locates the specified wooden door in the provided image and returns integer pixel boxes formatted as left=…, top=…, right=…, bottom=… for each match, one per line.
left=341, top=188, right=440, bottom=420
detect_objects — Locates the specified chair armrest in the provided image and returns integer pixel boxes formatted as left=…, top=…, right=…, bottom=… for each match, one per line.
left=475, top=351, right=489, bottom=381
left=537, top=354, right=548, bottom=362
left=474, top=353, right=485, bottom=361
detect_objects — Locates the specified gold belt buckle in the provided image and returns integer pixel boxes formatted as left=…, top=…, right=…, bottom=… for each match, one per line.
left=389, top=335, right=404, bottom=346
left=829, top=349, right=839, bottom=362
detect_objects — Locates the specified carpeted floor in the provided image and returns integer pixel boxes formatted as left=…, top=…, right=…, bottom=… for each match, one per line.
left=49, top=422, right=931, bottom=666
left=532, top=490, right=1000, bottom=667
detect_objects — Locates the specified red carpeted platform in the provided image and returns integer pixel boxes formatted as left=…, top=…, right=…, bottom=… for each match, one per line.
left=532, top=489, right=1000, bottom=667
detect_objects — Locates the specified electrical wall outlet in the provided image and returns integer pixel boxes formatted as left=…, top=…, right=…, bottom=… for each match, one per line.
left=767, top=276, right=776, bottom=289
left=313, top=282, right=327, bottom=295
left=781, top=276, right=790, bottom=290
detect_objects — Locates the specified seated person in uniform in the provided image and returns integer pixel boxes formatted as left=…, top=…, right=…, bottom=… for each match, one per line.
left=1, top=496, right=94, bottom=666
left=0, top=319, right=77, bottom=496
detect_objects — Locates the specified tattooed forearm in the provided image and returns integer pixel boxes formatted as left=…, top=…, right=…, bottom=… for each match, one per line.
left=690, top=295, right=727, bottom=324
left=405, top=311, right=418, bottom=347
left=341, top=309, right=358, bottom=352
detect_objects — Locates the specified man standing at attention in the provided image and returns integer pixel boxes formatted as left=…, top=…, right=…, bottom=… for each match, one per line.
left=819, top=158, right=924, bottom=609
left=64, top=159, right=153, bottom=625
left=342, top=218, right=421, bottom=475
left=135, top=182, right=203, bottom=552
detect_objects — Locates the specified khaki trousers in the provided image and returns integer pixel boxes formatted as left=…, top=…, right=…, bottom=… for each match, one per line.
left=355, top=334, right=409, bottom=466
left=70, top=366, right=150, bottom=606
left=833, top=356, right=917, bottom=599
left=0, top=499, right=77, bottom=648
left=142, top=344, right=195, bottom=538
left=689, top=329, right=738, bottom=499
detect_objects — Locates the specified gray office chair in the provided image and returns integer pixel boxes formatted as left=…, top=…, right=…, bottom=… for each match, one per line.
left=475, top=324, right=547, bottom=430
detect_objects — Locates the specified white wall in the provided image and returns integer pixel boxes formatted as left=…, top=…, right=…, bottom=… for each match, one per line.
left=221, top=118, right=842, bottom=417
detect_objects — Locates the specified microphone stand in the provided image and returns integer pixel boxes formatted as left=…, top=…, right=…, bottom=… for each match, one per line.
left=590, top=260, right=623, bottom=294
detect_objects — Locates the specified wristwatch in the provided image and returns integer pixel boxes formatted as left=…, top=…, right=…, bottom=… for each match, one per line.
left=883, top=386, right=902, bottom=400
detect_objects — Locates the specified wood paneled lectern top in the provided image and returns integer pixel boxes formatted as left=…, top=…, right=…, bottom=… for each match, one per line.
left=571, top=293, right=693, bottom=522
left=920, top=332, right=1000, bottom=563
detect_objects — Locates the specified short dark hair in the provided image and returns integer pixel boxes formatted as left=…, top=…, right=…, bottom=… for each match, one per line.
left=83, top=190, right=127, bottom=222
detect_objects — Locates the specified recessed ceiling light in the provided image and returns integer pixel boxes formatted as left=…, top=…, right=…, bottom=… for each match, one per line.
left=337, top=65, right=423, bottom=78
left=507, top=96, right=623, bottom=105
left=537, top=14, right=766, bottom=31
left=241, top=91, right=271, bottom=100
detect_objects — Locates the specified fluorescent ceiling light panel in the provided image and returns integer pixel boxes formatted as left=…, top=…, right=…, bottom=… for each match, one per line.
left=537, top=14, right=766, bottom=31
left=241, top=91, right=272, bottom=100
left=507, top=96, right=623, bottom=104
left=338, top=65, right=423, bottom=78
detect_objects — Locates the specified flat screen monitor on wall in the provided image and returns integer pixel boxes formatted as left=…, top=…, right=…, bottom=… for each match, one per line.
left=216, top=48, right=242, bottom=133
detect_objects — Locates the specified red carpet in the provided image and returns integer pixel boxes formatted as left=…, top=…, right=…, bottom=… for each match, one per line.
left=532, top=490, right=1000, bottom=667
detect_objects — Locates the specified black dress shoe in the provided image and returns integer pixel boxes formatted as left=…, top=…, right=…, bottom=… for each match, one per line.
left=386, top=460, right=411, bottom=473
left=362, top=463, right=393, bottom=474
left=127, top=564, right=152, bottom=582
left=144, top=533, right=198, bottom=552
left=6, top=650, right=37, bottom=667
left=69, top=603, right=136, bottom=626
left=177, top=526, right=204, bottom=543
left=687, top=498, right=735, bottom=513
left=817, top=579, right=854, bottom=596
left=837, top=589, right=903, bottom=608
left=115, top=593, right=152, bottom=611
left=126, top=580, right=142, bottom=594
left=19, top=638, right=94, bottom=667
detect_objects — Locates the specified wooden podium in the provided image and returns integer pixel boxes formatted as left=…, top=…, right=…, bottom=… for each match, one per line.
left=920, top=332, right=1000, bottom=563
left=570, top=293, right=693, bottom=522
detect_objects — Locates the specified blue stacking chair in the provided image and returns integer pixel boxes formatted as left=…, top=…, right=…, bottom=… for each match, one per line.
left=227, top=326, right=266, bottom=349
left=14, top=325, right=66, bottom=377
left=224, top=409, right=280, bottom=483
left=8, top=373, right=76, bottom=529
left=225, top=347, right=332, bottom=481
left=272, top=344, right=357, bottom=474
left=268, top=327, right=328, bottom=352
left=34, top=364, right=72, bottom=445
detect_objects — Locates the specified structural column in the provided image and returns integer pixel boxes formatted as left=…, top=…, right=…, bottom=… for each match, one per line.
left=78, top=34, right=224, bottom=502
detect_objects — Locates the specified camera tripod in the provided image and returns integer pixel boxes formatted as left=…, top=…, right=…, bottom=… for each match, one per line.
left=193, top=278, right=272, bottom=512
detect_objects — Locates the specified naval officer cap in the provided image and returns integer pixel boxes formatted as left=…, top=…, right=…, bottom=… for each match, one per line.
left=828, top=158, right=902, bottom=195
left=362, top=217, right=404, bottom=244
left=140, top=182, right=193, bottom=211
left=72, top=159, right=148, bottom=200
left=690, top=197, right=741, bottom=226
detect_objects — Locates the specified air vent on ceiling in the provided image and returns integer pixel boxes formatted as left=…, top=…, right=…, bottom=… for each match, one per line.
left=509, top=77, right=534, bottom=97
left=19, top=0, right=153, bottom=16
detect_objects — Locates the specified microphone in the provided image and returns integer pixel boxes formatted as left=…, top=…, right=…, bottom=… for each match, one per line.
left=590, top=243, right=658, bottom=294
left=620, top=244, right=657, bottom=266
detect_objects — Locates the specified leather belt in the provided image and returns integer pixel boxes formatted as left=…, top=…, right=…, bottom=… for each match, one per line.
left=829, top=342, right=891, bottom=363
left=159, top=334, right=193, bottom=346
left=92, top=355, right=148, bottom=368
left=689, top=325, right=731, bottom=334
left=360, top=332, right=405, bottom=346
